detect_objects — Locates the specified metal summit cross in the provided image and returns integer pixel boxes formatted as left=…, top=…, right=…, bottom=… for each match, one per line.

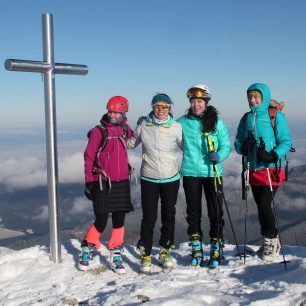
left=4, top=13, right=88, bottom=263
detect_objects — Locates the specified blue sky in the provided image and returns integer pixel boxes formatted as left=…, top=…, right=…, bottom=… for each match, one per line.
left=1, top=0, right=306, bottom=129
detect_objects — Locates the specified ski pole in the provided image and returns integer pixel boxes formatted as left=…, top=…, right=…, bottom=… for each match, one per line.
left=259, top=137, right=289, bottom=270
left=205, top=133, right=221, bottom=240
left=243, top=153, right=250, bottom=264
left=221, top=184, right=242, bottom=260
left=241, top=131, right=253, bottom=264
left=266, top=167, right=288, bottom=270
left=204, top=133, right=241, bottom=259
left=241, top=155, right=246, bottom=200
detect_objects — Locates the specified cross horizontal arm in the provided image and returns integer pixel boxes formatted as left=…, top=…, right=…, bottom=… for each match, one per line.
left=5, top=59, right=51, bottom=73
left=54, top=63, right=88, bottom=75
left=5, top=59, right=88, bottom=75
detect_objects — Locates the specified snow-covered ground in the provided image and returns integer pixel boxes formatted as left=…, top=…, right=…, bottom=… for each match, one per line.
left=0, top=239, right=305, bottom=306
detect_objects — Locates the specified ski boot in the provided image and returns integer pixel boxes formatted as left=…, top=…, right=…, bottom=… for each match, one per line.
left=189, top=233, right=203, bottom=267
left=135, top=239, right=146, bottom=256
left=261, top=236, right=280, bottom=262
left=158, top=248, right=174, bottom=269
left=78, top=241, right=94, bottom=271
left=110, top=246, right=126, bottom=274
left=140, top=255, right=152, bottom=274
left=208, top=237, right=224, bottom=268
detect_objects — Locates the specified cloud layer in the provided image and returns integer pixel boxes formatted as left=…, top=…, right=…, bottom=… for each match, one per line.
left=0, top=137, right=304, bottom=192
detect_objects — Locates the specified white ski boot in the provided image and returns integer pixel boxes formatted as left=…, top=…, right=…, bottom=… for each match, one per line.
left=78, top=242, right=94, bottom=271
left=110, top=246, right=126, bottom=274
left=261, top=236, right=280, bottom=262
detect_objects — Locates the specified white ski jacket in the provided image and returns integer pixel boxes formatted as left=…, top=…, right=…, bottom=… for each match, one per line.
left=127, top=114, right=182, bottom=180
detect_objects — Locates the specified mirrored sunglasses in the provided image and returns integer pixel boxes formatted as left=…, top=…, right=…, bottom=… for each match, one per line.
left=153, top=104, right=170, bottom=109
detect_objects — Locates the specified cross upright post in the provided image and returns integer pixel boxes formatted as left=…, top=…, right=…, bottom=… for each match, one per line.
left=4, top=13, right=88, bottom=263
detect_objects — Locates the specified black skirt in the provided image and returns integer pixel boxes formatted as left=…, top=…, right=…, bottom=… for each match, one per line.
left=92, top=180, right=133, bottom=214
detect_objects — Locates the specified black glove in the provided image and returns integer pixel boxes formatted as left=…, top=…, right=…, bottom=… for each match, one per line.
left=257, top=149, right=278, bottom=163
left=241, top=133, right=256, bottom=155
left=84, top=182, right=95, bottom=200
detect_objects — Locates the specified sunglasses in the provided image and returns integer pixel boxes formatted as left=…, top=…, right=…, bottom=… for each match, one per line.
left=153, top=104, right=170, bottom=109
left=186, top=88, right=206, bottom=99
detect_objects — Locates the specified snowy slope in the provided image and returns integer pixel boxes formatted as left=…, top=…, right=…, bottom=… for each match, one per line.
left=0, top=239, right=305, bottom=306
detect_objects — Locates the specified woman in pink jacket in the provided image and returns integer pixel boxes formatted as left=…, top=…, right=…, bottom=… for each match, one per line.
left=78, top=96, right=133, bottom=274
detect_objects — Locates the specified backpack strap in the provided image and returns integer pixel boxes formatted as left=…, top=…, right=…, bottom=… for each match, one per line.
left=268, top=107, right=276, bottom=129
left=96, top=124, right=108, bottom=153
left=241, top=112, right=249, bottom=134
left=94, top=122, right=129, bottom=154
left=122, top=123, right=128, bottom=139
left=89, top=124, right=111, bottom=192
left=267, top=106, right=294, bottom=181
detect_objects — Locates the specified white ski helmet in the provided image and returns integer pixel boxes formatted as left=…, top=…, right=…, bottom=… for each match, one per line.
left=186, top=84, right=211, bottom=101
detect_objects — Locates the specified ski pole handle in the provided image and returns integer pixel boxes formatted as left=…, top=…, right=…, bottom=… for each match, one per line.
left=213, top=163, right=221, bottom=185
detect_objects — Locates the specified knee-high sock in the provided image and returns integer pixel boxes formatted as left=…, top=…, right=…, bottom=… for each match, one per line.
left=108, top=226, right=124, bottom=250
left=84, top=224, right=101, bottom=249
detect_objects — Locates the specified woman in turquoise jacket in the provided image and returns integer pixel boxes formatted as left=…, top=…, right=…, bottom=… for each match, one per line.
left=177, top=84, right=231, bottom=268
left=234, top=82, right=292, bottom=262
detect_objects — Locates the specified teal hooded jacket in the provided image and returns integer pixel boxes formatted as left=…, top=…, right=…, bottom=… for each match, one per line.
left=177, top=113, right=231, bottom=177
left=234, top=83, right=292, bottom=171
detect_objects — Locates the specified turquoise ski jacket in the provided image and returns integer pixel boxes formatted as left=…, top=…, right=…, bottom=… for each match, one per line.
left=177, top=114, right=231, bottom=177
left=234, top=83, right=292, bottom=171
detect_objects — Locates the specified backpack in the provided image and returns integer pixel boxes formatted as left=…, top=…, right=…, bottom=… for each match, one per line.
left=268, top=99, right=284, bottom=129
left=87, top=122, right=133, bottom=178
left=87, top=122, right=129, bottom=154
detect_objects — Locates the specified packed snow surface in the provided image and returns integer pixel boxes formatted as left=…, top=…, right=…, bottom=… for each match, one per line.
left=0, top=239, right=305, bottom=305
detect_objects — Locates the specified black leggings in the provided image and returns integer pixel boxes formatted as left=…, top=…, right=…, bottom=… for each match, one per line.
left=94, top=212, right=126, bottom=233
left=183, top=176, right=224, bottom=240
left=140, top=179, right=180, bottom=256
left=251, top=185, right=279, bottom=238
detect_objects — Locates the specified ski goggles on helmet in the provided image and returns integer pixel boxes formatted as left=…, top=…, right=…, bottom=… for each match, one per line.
left=247, top=90, right=262, bottom=99
left=153, top=104, right=170, bottom=110
left=186, top=88, right=207, bottom=99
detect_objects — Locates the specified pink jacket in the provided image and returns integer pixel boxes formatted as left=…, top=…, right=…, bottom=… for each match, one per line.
left=84, top=114, right=133, bottom=183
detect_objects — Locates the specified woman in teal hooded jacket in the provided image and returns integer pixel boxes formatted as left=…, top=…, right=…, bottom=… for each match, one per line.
left=177, top=84, right=231, bottom=268
left=234, top=83, right=292, bottom=262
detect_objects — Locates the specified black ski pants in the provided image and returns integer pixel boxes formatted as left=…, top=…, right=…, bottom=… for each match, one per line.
left=251, top=185, right=279, bottom=238
left=140, top=179, right=180, bottom=256
left=183, top=176, right=224, bottom=240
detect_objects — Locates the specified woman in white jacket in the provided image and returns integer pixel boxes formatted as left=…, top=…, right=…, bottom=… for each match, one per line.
left=127, top=93, right=182, bottom=273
